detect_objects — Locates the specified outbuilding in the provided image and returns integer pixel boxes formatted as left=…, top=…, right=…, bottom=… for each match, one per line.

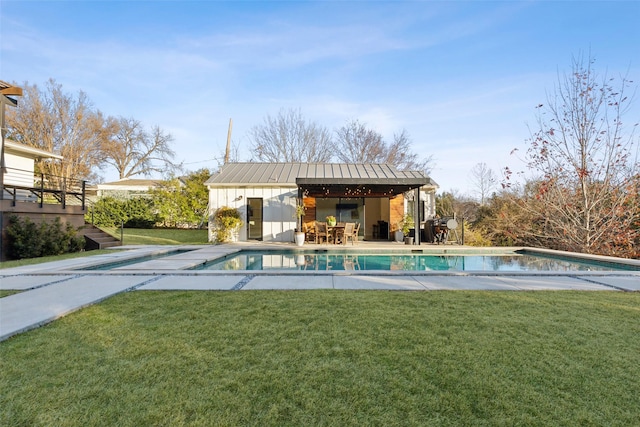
left=205, top=162, right=438, bottom=243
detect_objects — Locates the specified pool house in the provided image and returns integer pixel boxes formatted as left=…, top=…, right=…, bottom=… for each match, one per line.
left=205, top=162, right=438, bottom=244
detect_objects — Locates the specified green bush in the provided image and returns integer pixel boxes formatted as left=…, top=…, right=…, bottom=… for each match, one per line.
left=87, top=197, right=126, bottom=227
left=88, top=196, right=158, bottom=228
left=122, top=197, right=158, bottom=228
left=212, top=206, right=243, bottom=243
left=6, top=216, right=85, bottom=260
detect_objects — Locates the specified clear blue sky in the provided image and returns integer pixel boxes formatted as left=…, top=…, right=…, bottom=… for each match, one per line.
left=2, top=0, right=639, bottom=195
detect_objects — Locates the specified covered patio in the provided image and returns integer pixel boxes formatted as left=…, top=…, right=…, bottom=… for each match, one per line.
left=297, top=173, right=434, bottom=244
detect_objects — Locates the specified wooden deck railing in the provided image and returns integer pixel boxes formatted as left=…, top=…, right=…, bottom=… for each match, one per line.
left=1, top=167, right=86, bottom=209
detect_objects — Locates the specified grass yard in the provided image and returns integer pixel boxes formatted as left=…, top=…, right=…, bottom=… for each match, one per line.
left=0, top=249, right=115, bottom=270
left=0, top=290, right=19, bottom=298
left=1, top=291, right=639, bottom=426
left=1, top=228, right=207, bottom=268
left=102, top=227, right=208, bottom=245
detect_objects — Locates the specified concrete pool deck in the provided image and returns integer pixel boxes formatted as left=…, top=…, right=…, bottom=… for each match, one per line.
left=1, top=243, right=639, bottom=341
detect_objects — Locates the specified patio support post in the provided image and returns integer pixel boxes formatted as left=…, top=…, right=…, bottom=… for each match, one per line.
left=413, top=187, right=421, bottom=245
left=39, top=173, right=44, bottom=208
left=81, top=180, right=86, bottom=210
left=62, top=177, right=66, bottom=209
left=297, top=186, right=304, bottom=231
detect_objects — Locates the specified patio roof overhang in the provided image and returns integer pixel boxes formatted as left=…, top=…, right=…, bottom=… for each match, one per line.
left=296, top=177, right=429, bottom=198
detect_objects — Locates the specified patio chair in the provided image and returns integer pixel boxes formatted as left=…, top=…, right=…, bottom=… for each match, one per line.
left=342, top=222, right=356, bottom=245
left=304, top=222, right=316, bottom=243
left=352, top=222, right=360, bottom=244
left=315, top=221, right=329, bottom=244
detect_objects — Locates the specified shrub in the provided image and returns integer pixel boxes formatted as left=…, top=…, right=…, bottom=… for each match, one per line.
left=88, top=196, right=158, bottom=228
left=6, top=215, right=85, bottom=260
left=212, top=206, right=243, bottom=243
left=87, top=197, right=126, bottom=227
left=6, top=216, right=42, bottom=259
left=461, top=226, right=493, bottom=247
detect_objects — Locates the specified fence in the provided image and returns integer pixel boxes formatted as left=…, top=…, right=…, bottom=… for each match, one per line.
left=1, top=167, right=86, bottom=209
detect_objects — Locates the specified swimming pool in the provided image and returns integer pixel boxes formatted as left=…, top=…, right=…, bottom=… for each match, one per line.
left=191, top=250, right=640, bottom=272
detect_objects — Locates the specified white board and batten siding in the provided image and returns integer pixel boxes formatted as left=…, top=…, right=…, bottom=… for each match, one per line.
left=4, top=152, right=36, bottom=187
left=208, top=186, right=298, bottom=243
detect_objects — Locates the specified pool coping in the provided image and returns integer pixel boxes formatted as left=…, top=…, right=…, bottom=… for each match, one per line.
left=2, top=243, right=639, bottom=277
left=2, top=243, right=638, bottom=342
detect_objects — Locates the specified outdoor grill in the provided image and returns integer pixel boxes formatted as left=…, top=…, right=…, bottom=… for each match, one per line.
left=424, top=217, right=458, bottom=244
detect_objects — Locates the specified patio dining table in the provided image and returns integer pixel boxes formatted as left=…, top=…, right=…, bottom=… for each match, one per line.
left=327, top=225, right=345, bottom=244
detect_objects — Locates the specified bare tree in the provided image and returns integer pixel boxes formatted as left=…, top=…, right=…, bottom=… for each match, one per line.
left=334, top=119, right=386, bottom=163
left=517, top=54, right=639, bottom=255
left=335, top=121, right=433, bottom=173
left=385, top=129, right=433, bottom=174
left=250, top=108, right=333, bottom=162
left=102, top=116, right=179, bottom=179
left=469, top=162, right=497, bottom=205
left=6, top=79, right=108, bottom=182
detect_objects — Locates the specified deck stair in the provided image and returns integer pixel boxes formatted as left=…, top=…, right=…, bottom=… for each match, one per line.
left=82, top=224, right=121, bottom=250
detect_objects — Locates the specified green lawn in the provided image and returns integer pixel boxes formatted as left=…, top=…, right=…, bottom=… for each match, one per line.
left=103, top=227, right=209, bottom=245
left=0, top=249, right=115, bottom=270
left=1, top=290, right=639, bottom=426
left=0, top=290, right=19, bottom=298
left=1, top=228, right=208, bottom=269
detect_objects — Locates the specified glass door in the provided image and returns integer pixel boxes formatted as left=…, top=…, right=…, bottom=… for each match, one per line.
left=247, top=198, right=263, bottom=240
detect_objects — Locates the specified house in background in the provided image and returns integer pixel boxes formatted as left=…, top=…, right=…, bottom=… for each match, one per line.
left=206, top=162, right=438, bottom=244
left=0, top=139, right=89, bottom=259
left=2, top=139, right=64, bottom=200
left=1, top=81, right=119, bottom=258
left=94, top=178, right=166, bottom=200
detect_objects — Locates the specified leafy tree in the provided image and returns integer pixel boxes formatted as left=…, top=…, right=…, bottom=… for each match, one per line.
left=435, top=192, right=456, bottom=218
left=6, top=79, right=108, bottom=183
left=150, top=178, right=184, bottom=228
left=512, top=54, right=639, bottom=255
left=250, top=108, right=333, bottom=162
left=149, top=169, right=210, bottom=228
left=102, top=116, right=179, bottom=179
left=181, top=168, right=211, bottom=226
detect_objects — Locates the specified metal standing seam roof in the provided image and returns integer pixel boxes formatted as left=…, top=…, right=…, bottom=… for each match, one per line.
left=205, top=163, right=435, bottom=186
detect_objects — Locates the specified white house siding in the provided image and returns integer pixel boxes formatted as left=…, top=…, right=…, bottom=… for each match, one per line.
left=208, top=186, right=299, bottom=243
left=422, top=190, right=436, bottom=219
left=4, top=152, right=35, bottom=187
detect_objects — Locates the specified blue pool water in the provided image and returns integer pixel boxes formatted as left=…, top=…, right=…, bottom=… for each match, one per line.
left=191, top=250, right=638, bottom=272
